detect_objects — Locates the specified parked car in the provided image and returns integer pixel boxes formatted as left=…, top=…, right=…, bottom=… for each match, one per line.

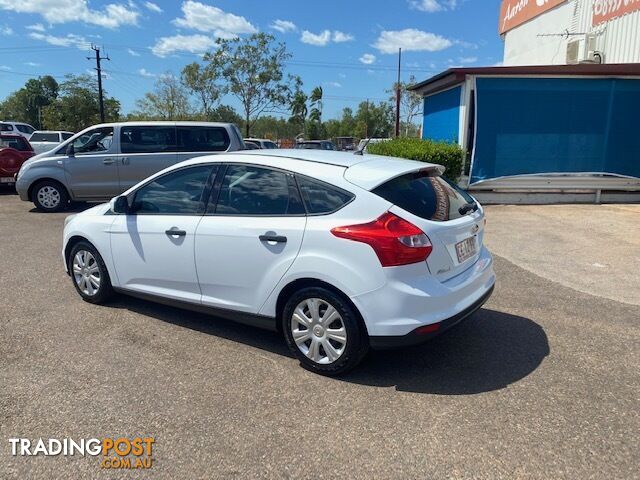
left=0, top=133, right=35, bottom=187
left=29, top=130, right=75, bottom=154
left=356, top=138, right=391, bottom=153
left=295, top=140, right=336, bottom=150
left=244, top=138, right=278, bottom=149
left=335, top=136, right=356, bottom=151
left=62, top=149, right=495, bottom=375
left=16, top=121, right=246, bottom=212
left=243, top=141, right=261, bottom=150
left=0, top=121, right=36, bottom=139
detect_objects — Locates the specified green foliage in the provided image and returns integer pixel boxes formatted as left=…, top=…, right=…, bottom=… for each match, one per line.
left=181, top=62, right=222, bottom=118
left=42, top=75, right=119, bottom=131
left=132, top=74, right=191, bottom=120
left=0, top=75, right=59, bottom=129
left=205, top=33, right=296, bottom=136
left=353, top=101, right=394, bottom=139
left=366, top=137, right=464, bottom=182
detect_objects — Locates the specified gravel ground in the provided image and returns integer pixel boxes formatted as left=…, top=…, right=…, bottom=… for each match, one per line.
left=1, top=192, right=638, bottom=479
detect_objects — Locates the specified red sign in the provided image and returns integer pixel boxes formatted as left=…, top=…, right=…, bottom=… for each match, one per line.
left=499, top=0, right=567, bottom=34
left=593, top=0, right=640, bottom=26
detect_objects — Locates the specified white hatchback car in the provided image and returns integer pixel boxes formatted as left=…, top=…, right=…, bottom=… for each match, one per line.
left=63, top=150, right=495, bottom=375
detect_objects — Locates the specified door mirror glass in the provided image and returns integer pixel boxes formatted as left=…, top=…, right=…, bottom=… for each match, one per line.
left=112, top=195, right=130, bottom=214
left=66, top=143, right=75, bottom=157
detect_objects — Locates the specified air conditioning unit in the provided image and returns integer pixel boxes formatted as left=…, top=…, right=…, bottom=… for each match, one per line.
left=580, top=34, right=603, bottom=64
left=566, top=40, right=580, bottom=64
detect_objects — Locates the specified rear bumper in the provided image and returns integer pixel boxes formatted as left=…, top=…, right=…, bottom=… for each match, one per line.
left=369, top=284, right=494, bottom=349
left=352, top=246, right=496, bottom=338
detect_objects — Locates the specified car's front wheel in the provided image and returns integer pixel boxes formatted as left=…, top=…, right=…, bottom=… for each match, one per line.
left=68, top=241, right=114, bottom=304
left=282, top=287, right=369, bottom=375
left=32, top=180, right=69, bottom=212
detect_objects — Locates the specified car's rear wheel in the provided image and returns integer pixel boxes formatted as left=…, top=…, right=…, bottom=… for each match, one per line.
left=282, top=287, right=368, bottom=375
left=32, top=180, right=68, bottom=212
left=68, top=241, right=114, bottom=304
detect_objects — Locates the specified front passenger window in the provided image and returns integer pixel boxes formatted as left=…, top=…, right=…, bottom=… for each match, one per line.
left=132, top=166, right=215, bottom=215
left=71, top=127, right=114, bottom=154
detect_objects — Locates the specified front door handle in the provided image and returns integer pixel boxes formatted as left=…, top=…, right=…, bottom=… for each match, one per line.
left=103, top=158, right=115, bottom=165
left=259, top=234, right=287, bottom=243
left=165, top=228, right=187, bottom=237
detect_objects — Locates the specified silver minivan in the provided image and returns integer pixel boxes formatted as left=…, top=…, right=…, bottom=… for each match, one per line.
left=15, top=121, right=246, bottom=212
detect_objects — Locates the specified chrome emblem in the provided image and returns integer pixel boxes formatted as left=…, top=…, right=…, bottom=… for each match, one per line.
left=471, top=224, right=480, bottom=234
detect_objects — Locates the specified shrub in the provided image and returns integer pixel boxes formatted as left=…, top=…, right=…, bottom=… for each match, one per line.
left=366, top=137, right=464, bottom=182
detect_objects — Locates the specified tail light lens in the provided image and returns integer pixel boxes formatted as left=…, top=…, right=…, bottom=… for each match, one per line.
left=331, top=212, right=432, bottom=267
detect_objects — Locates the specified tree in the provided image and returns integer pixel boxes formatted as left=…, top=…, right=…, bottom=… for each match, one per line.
left=204, top=33, right=297, bottom=137
left=288, top=82, right=324, bottom=140
left=134, top=73, right=192, bottom=120
left=0, top=76, right=59, bottom=129
left=289, top=78, right=308, bottom=136
left=41, top=75, right=119, bottom=131
left=387, top=75, right=423, bottom=136
left=354, top=101, right=394, bottom=138
left=181, top=62, right=222, bottom=119
left=307, top=86, right=324, bottom=140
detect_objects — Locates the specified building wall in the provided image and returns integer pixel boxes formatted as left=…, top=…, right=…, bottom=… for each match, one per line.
left=421, top=86, right=462, bottom=144
left=503, top=0, right=640, bottom=66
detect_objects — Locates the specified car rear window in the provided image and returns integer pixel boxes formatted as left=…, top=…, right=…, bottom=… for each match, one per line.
left=0, top=136, right=30, bottom=151
left=31, top=133, right=59, bottom=142
left=372, top=172, right=475, bottom=222
left=1, top=124, right=13, bottom=131
left=296, top=175, right=354, bottom=214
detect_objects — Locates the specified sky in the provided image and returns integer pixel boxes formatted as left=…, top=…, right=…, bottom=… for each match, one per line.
left=0, top=0, right=505, bottom=119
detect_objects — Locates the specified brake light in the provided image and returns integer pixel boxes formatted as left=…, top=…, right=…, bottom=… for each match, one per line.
left=331, top=212, right=432, bottom=267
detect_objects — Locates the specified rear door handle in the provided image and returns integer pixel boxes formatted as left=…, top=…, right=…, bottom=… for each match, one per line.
left=165, top=228, right=187, bottom=237
left=103, top=158, right=115, bottom=165
left=259, top=234, right=287, bottom=243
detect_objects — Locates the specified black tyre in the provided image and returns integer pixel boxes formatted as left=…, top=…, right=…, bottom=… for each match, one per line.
left=68, top=241, right=115, bottom=304
left=282, top=287, right=369, bottom=376
left=32, top=180, right=69, bottom=212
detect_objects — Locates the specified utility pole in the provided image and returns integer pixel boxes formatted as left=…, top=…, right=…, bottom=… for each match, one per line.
left=365, top=99, right=369, bottom=139
left=87, top=44, right=110, bottom=122
left=395, top=48, right=401, bottom=138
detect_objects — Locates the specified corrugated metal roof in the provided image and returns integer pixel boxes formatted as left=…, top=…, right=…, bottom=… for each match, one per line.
left=409, top=63, right=640, bottom=96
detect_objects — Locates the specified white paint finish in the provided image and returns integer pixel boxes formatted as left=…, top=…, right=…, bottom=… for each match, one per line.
left=503, top=0, right=640, bottom=66
left=195, top=216, right=306, bottom=313
left=63, top=151, right=497, bottom=339
left=109, top=214, right=204, bottom=302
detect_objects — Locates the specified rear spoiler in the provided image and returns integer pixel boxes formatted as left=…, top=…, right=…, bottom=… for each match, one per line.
left=344, top=156, right=445, bottom=191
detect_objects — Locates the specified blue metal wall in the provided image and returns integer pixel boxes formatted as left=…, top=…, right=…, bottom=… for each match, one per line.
left=422, top=86, right=461, bottom=143
left=471, top=77, right=640, bottom=184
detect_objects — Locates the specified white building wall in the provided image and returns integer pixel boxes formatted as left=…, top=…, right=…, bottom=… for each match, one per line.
left=503, top=0, right=640, bottom=66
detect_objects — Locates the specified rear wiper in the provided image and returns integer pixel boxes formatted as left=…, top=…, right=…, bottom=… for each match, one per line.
left=458, top=202, right=478, bottom=215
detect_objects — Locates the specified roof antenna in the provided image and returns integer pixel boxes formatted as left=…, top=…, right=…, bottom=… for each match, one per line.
left=354, top=137, right=371, bottom=156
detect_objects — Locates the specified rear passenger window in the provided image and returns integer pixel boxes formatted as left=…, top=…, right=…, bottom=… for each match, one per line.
left=1, top=124, right=13, bottom=131
left=120, top=126, right=176, bottom=154
left=132, top=165, right=215, bottom=215
left=177, top=126, right=230, bottom=152
left=296, top=176, right=354, bottom=214
left=62, top=133, right=74, bottom=140
left=215, top=165, right=303, bottom=216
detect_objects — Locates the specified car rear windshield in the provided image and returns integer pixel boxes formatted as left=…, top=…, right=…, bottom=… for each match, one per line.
left=372, top=172, right=476, bottom=222
left=30, top=133, right=59, bottom=142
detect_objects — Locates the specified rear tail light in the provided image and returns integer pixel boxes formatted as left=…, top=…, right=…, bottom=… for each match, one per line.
left=331, top=212, right=432, bottom=267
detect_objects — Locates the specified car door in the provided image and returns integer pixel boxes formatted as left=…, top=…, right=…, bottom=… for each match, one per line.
left=109, top=164, right=217, bottom=303
left=117, top=125, right=177, bottom=191
left=195, top=164, right=306, bottom=313
left=174, top=125, right=231, bottom=164
left=63, top=126, right=120, bottom=199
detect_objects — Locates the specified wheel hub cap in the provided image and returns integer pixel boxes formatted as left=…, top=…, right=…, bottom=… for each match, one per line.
left=37, top=186, right=60, bottom=209
left=291, top=298, right=347, bottom=365
left=72, top=250, right=101, bottom=296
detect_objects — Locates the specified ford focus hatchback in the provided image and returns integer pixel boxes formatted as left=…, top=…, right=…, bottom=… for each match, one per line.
left=62, top=150, right=495, bottom=375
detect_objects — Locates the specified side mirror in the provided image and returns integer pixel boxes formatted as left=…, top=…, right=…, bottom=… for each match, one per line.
left=112, top=195, right=130, bottom=214
left=65, top=143, right=75, bottom=157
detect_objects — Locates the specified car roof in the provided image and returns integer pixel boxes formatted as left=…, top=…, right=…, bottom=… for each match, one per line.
left=171, top=149, right=444, bottom=190
left=0, top=133, right=25, bottom=138
left=85, top=121, right=236, bottom=128
left=32, top=130, right=73, bottom=134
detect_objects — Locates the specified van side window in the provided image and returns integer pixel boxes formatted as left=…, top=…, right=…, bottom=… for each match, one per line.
left=71, top=127, right=114, bottom=154
left=177, top=126, right=230, bottom=152
left=120, top=126, right=176, bottom=154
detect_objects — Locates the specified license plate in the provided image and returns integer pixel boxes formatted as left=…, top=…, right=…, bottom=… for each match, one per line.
left=1, top=177, right=15, bottom=184
left=455, top=236, right=477, bottom=263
